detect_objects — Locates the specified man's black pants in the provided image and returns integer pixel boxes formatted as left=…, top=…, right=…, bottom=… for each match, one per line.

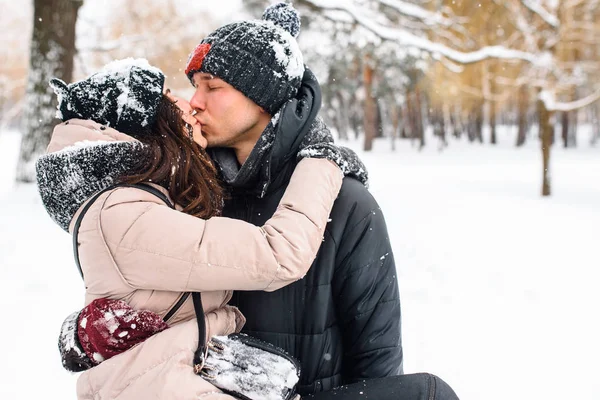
left=305, top=373, right=459, bottom=400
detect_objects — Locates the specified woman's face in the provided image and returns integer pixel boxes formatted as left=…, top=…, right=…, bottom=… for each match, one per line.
left=165, top=91, right=207, bottom=149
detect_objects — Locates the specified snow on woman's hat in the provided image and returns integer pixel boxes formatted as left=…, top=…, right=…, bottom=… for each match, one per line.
left=185, top=2, right=304, bottom=115
left=50, top=58, right=165, bottom=136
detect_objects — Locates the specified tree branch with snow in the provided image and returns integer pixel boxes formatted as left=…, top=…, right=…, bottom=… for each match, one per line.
left=297, top=0, right=539, bottom=64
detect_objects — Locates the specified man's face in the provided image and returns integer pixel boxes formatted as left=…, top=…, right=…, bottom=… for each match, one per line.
left=189, top=72, right=267, bottom=149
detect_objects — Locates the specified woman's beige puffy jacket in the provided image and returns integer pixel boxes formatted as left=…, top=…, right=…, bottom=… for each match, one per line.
left=38, top=120, right=342, bottom=399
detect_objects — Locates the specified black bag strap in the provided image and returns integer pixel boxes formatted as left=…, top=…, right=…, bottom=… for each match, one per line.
left=72, top=186, right=119, bottom=280
left=72, top=183, right=186, bottom=323
left=73, top=183, right=175, bottom=279
left=192, top=292, right=208, bottom=372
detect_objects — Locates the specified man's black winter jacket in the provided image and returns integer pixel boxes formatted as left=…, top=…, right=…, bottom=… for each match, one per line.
left=211, top=70, right=403, bottom=396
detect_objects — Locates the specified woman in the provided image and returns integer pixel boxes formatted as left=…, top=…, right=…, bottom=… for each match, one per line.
left=36, top=58, right=354, bottom=400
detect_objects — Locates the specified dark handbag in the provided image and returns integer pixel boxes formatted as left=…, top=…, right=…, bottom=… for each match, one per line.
left=191, top=292, right=301, bottom=400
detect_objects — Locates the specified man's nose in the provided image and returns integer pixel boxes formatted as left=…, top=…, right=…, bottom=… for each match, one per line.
left=190, top=90, right=206, bottom=112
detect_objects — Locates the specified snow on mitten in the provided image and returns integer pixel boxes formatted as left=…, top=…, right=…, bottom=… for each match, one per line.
left=77, top=298, right=169, bottom=364
left=58, top=298, right=168, bottom=371
left=58, top=310, right=95, bottom=372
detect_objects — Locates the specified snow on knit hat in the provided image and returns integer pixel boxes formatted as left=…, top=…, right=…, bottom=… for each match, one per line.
left=185, top=2, right=304, bottom=115
left=49, top=58, right=165, bottom=137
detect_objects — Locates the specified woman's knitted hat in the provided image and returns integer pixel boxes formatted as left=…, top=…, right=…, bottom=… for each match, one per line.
left=50, top=58, right=165, bottom=136
left=185, top=2, right=304, bottom=115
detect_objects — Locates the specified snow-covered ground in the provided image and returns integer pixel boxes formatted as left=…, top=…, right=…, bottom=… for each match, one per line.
left=1, top=127, right=599, bottom=400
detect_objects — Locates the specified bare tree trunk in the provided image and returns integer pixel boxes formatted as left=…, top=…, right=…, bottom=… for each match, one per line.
left=467, top=110, right=483, bottom=143
left=390, top=101, right=401, bottom=151
left=350, top=99, right=362, bottom=140
left=482, top=61, right=493, bottom=144
left=569, top=109, right=578, bottom=147
left=516, top=85, right=528, bottom=147
left=538, top=96, right=554, bottom=196
left=16, top=0, right=83, bottom=182
left=438, top=106, right=447, bottom=148
left=406, top=94, right=415, bottom=139
left=561, top=111, right=570, bottom=148
left=467, top=114, right=475, bottom=142
left=560, top=91, right=577, bottom=148
left=590, top=104, right=600, bottom=146
left=443, top=102, right=451, bottom=144
left=400, top=101, right=410, bottom=139
left=432, top=106, right=446, bottom=149
left=363, top=55, right=377, bottom=151
left=475, top=106, right=484, bottom=143
left=414, top=87, right=425, bottom=149
left=490, top=100, right=497, bottom=145
left=375, top=99, right=384, bottom=138
left=335, top=92, right=350, bottom=140
left=451, top=105, right=462, bottom=138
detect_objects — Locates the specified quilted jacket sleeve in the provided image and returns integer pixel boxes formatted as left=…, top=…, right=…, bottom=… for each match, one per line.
left=98, top=158, right=342, bottom=293
left=332, top=181, right=403, bottom=383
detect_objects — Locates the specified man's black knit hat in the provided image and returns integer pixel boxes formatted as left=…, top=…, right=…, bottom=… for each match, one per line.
left=50, top=58, right=165, bottom=136
left=185, top=2, right=304, bottom=115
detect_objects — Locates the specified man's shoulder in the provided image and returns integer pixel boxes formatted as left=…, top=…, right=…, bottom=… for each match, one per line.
left=326, top=177, right=383, bottom=238
left=335, top=177, right=379, bottom=216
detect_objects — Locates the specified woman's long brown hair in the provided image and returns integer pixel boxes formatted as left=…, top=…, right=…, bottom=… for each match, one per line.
left=120, top=94, right=224, bottom=218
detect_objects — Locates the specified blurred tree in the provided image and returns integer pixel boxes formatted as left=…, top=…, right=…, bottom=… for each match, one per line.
left=515, top=85, right=531, bottom=147
left=590, top=104, right=600, bottom=146
left=499, top=0, right=600, bottom=195
left=293, top=0, right=600, bottom=196
left=363, top=51, right=378, bottom=151
left=0, top=2, right=30, bottom=130
left=16, top=0, right=83, bottom=183
left=76, top=0, right=214, bottom=95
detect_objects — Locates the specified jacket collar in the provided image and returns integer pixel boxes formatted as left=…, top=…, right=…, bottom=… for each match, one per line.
left=35, top=120, right=146, bottom=231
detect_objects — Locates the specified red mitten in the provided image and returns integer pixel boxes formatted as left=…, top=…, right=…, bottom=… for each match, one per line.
left=78, top=298, right=169, bottom=364
left=59, top=298, right=168, bottom=371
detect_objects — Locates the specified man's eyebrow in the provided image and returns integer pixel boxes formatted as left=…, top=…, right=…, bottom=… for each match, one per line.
left=193, top=75, right=220, bottom=86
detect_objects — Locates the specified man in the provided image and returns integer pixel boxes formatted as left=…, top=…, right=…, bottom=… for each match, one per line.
left=185, top=3, right=402, bottom=396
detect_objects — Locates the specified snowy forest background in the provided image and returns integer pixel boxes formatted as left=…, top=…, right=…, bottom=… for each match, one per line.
left=1, top=1, right=600, bottom=399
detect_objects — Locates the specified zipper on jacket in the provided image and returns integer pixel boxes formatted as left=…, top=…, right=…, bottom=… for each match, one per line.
left=163, top=292, right=190, bottom=323
left=427, top=373, right=437, bottom=400
left=231, top=192, right=253, bottom=222
left=245, top=196, right=255, bottom=222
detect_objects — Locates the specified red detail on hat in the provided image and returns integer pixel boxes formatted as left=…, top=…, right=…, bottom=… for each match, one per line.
left=77, top=298, right=168, bottom=364
left=185, top=43, right=212, bottom=75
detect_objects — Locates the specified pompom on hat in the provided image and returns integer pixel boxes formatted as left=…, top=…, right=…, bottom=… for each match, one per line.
left=50, top=58, right=165, bottom=136
left=185, top=2, right=305, bottom=115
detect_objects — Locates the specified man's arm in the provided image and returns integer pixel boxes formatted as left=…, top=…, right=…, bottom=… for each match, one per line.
left=332, top=181, right=403, bottom=383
